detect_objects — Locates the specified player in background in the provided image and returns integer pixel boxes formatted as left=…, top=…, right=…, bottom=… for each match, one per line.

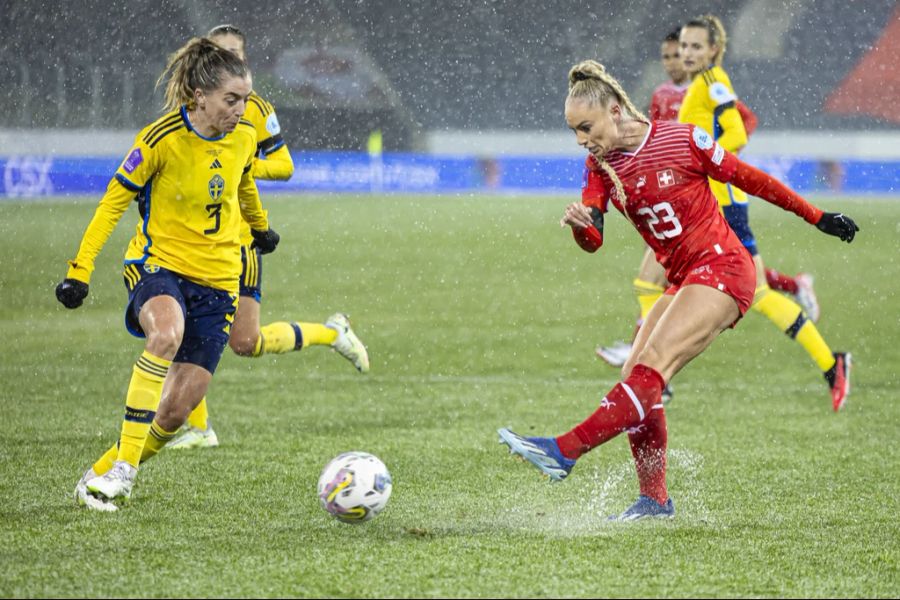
left=499, top=60, right=858, bottom=520
left=166, top=25, right=370, bottom=451
left=679, top=15, right=848, bottom=411
left=597, top=28, right=817, bottom=371
left=59, top=38, right=281, bottom=511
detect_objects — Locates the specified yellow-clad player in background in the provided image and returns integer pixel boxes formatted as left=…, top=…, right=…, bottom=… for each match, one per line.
left=167, top=25, right=370, bottom=450
left=678, top=15, right=850, bottom=411
left=60, top=38, right=281, bottom=511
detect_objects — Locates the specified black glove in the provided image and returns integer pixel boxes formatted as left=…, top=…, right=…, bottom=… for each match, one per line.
left=815, top=212, right=859, bottom=243
left=250, top=228, right=280, bottom=255
left=56, top=278, right=89, bottom=309
left=589, top=206, right=604, bottom=232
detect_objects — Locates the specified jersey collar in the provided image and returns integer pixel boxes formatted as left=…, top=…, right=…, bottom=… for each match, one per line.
left=619, top=121, right=654, bottom=157
left=180, top=105, right=227, bottom=142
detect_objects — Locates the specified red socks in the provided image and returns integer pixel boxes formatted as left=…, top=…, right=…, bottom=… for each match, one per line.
left=628, top=406, right=668, bottom=504
left=556, top=364, right=665, bottom=459
left=765, top=268, right=798, bottom=294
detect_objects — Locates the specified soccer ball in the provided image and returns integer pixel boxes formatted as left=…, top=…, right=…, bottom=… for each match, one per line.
left=317, top=451, right=392, bottom=524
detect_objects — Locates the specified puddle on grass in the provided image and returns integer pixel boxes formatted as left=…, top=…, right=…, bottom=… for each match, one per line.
left=486, top=449, right=718, bottom=536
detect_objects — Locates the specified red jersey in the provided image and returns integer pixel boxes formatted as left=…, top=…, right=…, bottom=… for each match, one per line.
left=581, top=121, right=745, bottom=285
left=649, top=81, right=688, bottom=122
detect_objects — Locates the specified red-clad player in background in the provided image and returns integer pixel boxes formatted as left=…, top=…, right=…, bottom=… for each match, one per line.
left=649, top=30, right=691, bottom=121
left=499, top=60, right=857, bottom=521
left=596, top=29, right=817, bottom=374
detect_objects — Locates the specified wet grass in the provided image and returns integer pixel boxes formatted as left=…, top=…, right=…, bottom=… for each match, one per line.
left=0, top=193, right=897, bottom=597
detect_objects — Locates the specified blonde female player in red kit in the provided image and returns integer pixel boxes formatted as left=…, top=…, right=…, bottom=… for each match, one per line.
left=596, top=29, right=817, bottom=374
left=498, top=60, right=858, bottom=521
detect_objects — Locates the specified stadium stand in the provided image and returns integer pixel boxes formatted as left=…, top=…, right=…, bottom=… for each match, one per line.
left=0, top=0, right=896, bottom=150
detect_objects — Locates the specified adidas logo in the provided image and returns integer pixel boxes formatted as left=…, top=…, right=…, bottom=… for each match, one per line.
left=210, top=158, right=222, bottom=169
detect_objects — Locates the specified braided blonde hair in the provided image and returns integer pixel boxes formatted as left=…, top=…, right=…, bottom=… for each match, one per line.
left=567, top=60, right=647, bottom=209
left=685, top=14, right=728, bottom=66
left=156, top=37, right=249, bottom=112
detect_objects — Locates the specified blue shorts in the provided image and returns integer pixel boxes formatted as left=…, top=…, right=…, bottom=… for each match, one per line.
left=239, top=244, right=263, bottom=302
left=122, top=264, right=238, bottom=374
left=723, top=203, right=758, bottom=256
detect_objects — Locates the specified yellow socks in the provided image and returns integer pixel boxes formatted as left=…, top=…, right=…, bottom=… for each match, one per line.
left=752, top=289, right=835, bottom=372
left=92, top=420, right=178, bottom=476
left=116, top=351, right=171, bottom=468
left=141, top=421, right=178, bottom=463
left=92, top=444, right=118, bottom=477
left=256, top=321, right=337, bottom=355
left=633, top=278, right=665, bottom=322
left=298, top=322, right=338, bottom=348
left=188, top=397, right=209, bottom=430
left=796, top=321, right=837, bottom=372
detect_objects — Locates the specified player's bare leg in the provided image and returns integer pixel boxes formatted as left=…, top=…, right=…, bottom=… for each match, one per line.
left=83, top=296, right=183, bottom=506
left=502, top=285, right=739, bottom=497
left=229, top=295, right=262, bottom=357
left=626, top=284, right=739, bottom=383
left=597, top=247, right=667, bottom=368
left=169, top=297, right=261, bottom=451
left=155, top=363, right=214, bottom=433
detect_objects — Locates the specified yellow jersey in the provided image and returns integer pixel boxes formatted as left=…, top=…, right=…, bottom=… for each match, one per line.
left=67, top=106, right=269, bottom=293
left=678, top=65, right=748, bottom=205
left=239, top=91, right=294, bottom=245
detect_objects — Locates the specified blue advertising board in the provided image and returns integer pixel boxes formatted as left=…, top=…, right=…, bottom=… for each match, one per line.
left=0, top=152, right=895, bottom=198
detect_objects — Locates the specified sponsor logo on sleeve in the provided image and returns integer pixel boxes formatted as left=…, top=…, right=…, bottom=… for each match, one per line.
left=123, top=148, right=143, bottom=173
left=712, top=144, right=725, bottom=165
left=266, top=113, right=281, bottom=136
left=708, top=81, right=737, bottom=106
left=692, top=127, right=713, bottom=150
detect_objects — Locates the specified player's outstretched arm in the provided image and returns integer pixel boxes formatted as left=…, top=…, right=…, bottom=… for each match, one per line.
left=814, top=212, right=859, bottom=242
left=561, top=202, right=604, bottom=252
left=728, top=160, right=859, bottom=243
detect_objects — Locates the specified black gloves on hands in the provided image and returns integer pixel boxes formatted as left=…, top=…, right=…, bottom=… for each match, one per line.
left=589, top=206, right=604, bottom=232
left=250, top=228, right=280, bottom=254
left=815, top=212, right=859, bottom=243
left=56, top=279, right=89, bottom=309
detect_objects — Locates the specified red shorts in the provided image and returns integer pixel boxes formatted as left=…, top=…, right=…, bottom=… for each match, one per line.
left=665, top=246, right=756, bottom=319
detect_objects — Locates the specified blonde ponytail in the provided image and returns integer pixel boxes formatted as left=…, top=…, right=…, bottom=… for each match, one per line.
left=156, top=37, right=249, bottom=112
left=567, top=60, right=647, bottom=210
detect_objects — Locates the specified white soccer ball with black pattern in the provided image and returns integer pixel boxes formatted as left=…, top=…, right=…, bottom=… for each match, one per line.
left=317, top=451, right=392, bottom=524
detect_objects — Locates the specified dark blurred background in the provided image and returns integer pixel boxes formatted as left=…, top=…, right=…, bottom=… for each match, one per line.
left=1, top=0, right=897, bottom=151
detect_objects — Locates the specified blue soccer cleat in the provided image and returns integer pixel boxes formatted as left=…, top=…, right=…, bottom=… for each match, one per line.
left=608, top=495, right=675, bottom=521
left=497, top=428, right=576, bottom=482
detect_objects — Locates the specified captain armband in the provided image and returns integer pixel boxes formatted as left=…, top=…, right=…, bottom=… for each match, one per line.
left=257, top=134, right=286, bottom=157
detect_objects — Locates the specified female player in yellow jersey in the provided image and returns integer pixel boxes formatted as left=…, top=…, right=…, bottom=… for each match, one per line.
left=167, top=24, right=370, bottom=451
left=678, top=15, right=850, bottom=410
left=58, top=37, right=280, bottom=511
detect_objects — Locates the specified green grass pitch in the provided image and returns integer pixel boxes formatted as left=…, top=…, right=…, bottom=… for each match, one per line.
left=0, top=193, right=897, bottom=597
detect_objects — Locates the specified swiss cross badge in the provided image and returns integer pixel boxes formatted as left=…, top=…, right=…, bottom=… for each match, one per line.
left=656, top=169, right=675, bottom=188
